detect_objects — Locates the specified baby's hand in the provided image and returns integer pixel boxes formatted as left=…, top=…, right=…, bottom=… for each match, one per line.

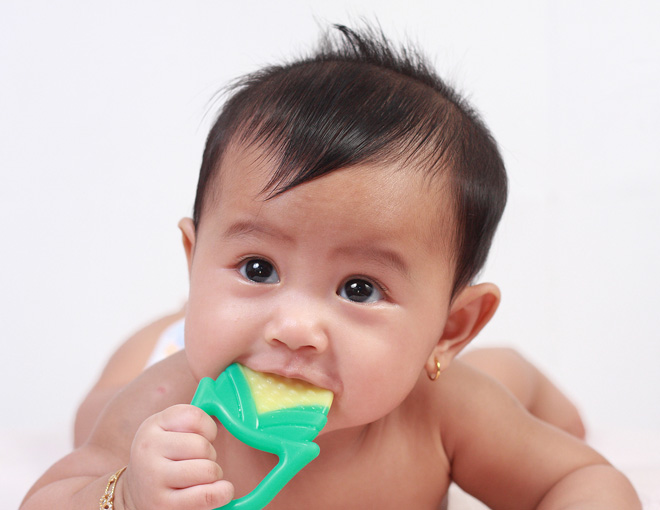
left=123, top=404, right=234, bottom=510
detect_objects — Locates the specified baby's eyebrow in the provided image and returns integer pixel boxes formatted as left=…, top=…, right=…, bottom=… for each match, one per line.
left=222, top=219, right=294, bottom=243
left=335, top=245, right=411, bottom=280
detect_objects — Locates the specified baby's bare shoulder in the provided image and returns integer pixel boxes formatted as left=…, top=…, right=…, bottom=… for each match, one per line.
left=399, top=361, right=509, bottom=453
left=418, top=358, right=512, bottom=414
left=421, top=360, right=609, bottom=508
left=427, top=359, right=531, bottom=453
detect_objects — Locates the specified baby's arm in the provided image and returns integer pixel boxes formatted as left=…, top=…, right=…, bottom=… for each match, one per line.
left=22, top=351, right=233, bottom=510
left=460, top=348, right=586, bottom=439
left=438, top=361, right=640, bottom=509
left=74, top=308, right=185, bottom=446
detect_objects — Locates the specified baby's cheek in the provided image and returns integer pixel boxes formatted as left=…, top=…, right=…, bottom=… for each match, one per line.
left=338, top=371, right=412, bottom=427
left=185, top=328, right=232, bottom=380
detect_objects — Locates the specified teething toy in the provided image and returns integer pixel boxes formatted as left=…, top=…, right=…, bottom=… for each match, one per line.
left=191, top=363, right=333, bottom=509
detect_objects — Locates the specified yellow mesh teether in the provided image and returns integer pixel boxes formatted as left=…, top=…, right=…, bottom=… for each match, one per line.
left=241, top=365, right=333, bottom=414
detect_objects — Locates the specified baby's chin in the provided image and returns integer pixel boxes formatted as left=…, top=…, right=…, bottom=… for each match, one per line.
left=317, top=406, right=389, bottom=438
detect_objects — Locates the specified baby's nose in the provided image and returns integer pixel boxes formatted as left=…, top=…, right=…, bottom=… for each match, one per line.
left=264, top=299, right=329, bottom=353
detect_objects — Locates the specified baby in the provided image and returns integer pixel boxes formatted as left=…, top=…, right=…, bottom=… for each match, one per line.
left=22, top=24, right=640, bottom=510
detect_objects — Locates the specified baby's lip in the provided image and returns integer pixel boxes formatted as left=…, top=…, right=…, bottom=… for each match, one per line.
left=242, top=360, right=339, bottom=395
left=262, top=367, right=328, bottom=390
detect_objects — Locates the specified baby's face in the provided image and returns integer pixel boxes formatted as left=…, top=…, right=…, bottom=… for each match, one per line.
left=184, top=144, right=457, bottom=432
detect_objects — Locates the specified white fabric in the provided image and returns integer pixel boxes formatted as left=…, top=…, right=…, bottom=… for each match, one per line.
left=144, top=318, right=185, bottom=368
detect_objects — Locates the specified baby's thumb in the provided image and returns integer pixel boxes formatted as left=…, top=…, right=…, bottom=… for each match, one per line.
left=201, top=479, right=235, bottom=510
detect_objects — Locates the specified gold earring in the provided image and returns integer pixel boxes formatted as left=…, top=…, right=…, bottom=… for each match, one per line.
left=428, top=358, right=442, bottom=381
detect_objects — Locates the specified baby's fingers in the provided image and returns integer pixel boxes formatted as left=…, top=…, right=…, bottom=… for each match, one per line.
left=168, top=479, right=235, bottom=510
left=162, top=430, right=218, bottom=462
left=164, top=459, right=224, bottom=489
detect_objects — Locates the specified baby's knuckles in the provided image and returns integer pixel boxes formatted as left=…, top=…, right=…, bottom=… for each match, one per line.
left=158, top=404, right=219, bottom=439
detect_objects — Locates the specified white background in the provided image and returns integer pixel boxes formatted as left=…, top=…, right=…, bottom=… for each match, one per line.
left=2, top=0, right=659, bottom=505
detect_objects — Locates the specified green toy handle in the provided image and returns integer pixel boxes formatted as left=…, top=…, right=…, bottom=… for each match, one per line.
left=191, top=364, right=330, bottom=510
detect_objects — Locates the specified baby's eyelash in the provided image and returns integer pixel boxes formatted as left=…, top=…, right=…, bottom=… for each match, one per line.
left=234, top=254, right=273, bottom=267
left=231, top=254, right=277, bottom=276
left=351, top=275, right=391, bottom=297
left=366, top=276, right=389, bottom=296
left=337, top=275, right=390, bottom=304
left=236, top=256, right=280, bottom=284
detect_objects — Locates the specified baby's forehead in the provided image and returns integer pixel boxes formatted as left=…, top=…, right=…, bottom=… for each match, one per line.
left=210, top=141, right=457, bottom=253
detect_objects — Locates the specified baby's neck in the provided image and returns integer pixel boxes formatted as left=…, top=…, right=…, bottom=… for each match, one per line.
left=312, top=422, right=375, bottom=463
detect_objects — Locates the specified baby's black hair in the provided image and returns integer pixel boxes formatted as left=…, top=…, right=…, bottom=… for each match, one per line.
left=193, top=24, right=507, bottom=296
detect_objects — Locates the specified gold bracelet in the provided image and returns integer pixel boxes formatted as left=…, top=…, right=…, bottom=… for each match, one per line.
left=100, top=466, right=127, bottom=510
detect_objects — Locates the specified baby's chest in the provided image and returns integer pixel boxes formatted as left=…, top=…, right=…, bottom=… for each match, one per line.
left=281, top=447, right=450, bottom=509
left=218, top=421, right=451, bottom=509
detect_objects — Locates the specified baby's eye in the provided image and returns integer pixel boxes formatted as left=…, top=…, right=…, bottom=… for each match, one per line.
left=338, top=278, right=383, bottom=303
left=239, top=258, right=280, bottom=284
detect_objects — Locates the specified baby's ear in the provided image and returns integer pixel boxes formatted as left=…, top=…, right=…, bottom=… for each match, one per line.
left=178, top=217, right=196, bottom=275
left=430, top=283, right=501, bottom=371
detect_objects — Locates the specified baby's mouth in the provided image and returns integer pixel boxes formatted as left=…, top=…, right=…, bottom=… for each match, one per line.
left=241, top=365, right=334, bottom=414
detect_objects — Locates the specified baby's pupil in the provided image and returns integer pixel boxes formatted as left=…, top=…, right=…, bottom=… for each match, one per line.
left=246, top=259, right=273, bottom=282
left=345, top=279, right=373, bottom=302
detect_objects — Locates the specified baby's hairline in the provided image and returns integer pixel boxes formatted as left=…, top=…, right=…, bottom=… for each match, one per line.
left=198, top=123, right=457, bottom=209
left=191, top=24, right=507, bottom=299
